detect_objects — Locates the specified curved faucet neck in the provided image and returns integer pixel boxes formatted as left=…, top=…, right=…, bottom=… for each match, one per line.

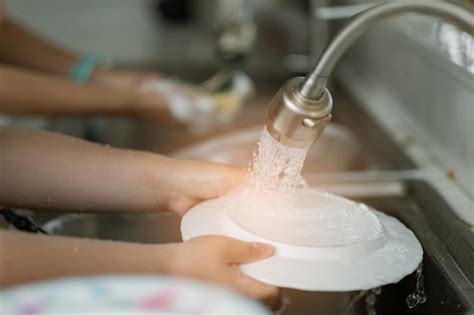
left=299, top=1, right=474, bottom=100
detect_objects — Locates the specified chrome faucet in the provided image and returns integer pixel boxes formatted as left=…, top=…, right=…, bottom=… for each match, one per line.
left=265, top=1, right=474, bottom=148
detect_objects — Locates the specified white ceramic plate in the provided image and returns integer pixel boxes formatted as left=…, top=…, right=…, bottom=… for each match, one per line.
left=0, top=276, right=268, bottom=314
left=181, top=189, right=423, bottom=292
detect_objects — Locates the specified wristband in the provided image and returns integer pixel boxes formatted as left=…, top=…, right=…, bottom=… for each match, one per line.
left=70, top=54, right=101, bottom=82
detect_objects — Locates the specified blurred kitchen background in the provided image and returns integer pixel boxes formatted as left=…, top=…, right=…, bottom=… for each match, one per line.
left=4, top=0, right=472, bottom=196
left=3, top=1, right=473, bottom=314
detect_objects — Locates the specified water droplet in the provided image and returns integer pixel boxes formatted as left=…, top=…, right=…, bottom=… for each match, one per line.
left=366, top=294, right=376, bottom=305
left=418, top=292, right=427, bottom=304
left=365, top=288, right=380, bottom=315
left=406, top=294, right=419, bottom=309
left=406, top=262, right=427, bottom=309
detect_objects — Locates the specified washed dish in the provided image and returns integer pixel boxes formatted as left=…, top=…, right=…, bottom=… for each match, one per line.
left=0, top=275, right=268, bottom=314
left=181, top=189, right=423, bottom=291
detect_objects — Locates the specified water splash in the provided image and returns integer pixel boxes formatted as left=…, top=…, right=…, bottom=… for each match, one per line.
left=344, top=263, right=426, bottom=314
left=247, top=126, right=308, bottom=204
left=275, top=294, right=291, bottom=315
left=365, top=287, right=382, bottom=315
left=231, top=127, right=384, bottom=246
left=345, top=287, right=382, bottom=315
left=345, top=290, right=367, bottom=313
left=406, top=263, right=427, bottom=309
left=238, top=125, right=309, bottom=216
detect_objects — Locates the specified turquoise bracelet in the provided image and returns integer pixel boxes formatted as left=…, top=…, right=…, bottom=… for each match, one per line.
left=70, top=54, right=101, bottom=82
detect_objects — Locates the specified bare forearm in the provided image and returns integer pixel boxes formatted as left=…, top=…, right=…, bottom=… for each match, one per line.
left=0, top=127, right=174, bottom=213
left=0, top=65, right=136, bottom=115
left=0, top=18, right=77, bottom=76
left=0, top=230, right=174, bottom=287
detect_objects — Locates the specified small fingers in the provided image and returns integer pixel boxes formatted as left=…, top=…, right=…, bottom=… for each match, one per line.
left=225, top=239, right=274, bottom=264
left=233, top=271, right=280, bottom=300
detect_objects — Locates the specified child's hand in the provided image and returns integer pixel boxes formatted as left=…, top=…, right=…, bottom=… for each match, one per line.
left=158, top=159, right=247, bottom=216
left=138, top=79, right=216, bottom=127
left=89, top=67, right=160, bottom=91
left=87, top=68, right=172, bottom=122
left=169, top=236, right=279, bottom=300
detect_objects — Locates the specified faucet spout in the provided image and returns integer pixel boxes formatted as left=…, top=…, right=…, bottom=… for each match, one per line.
left=299, top=1, right=474, bottom=99
left=265, top=1, right=474, bottom=148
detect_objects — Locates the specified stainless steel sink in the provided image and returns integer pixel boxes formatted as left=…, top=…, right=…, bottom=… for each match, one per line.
left=33, top=76, right=469, bottom=314
left=42, top=180, right=473, bottom=315
left=97, top=86, right=414, bottom=172
left=171, top=122, right=363, bottom=173
left=43, top=212, right=182, bottom=245
left=353, top=180, right=473, bottom=315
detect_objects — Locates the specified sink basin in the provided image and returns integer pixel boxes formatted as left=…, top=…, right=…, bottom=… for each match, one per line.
left=172, top=123, right=362, bottom=173
left=42, top=180, right=472, bottom=315
left=96, top=87, right=414, bottom=171
left=43, top=212, right=181, bottom=245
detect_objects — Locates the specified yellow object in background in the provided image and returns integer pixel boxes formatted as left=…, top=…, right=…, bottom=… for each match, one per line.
left=140, top=71, right=255, bottom=132
left=204, top=70, right=256, bottom=113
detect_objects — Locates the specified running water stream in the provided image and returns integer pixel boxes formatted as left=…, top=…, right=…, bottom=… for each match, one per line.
left=230, top=126, right=426, bottom=312
left=246, top=126, right=309, bottom=207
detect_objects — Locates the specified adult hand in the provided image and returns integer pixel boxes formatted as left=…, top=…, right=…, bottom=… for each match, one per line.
left=169, top=236, right=279, bottom=300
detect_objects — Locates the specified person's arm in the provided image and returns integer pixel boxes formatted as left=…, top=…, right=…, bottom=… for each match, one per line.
left=0, top=230, right=173, bottom=287
left=0, top=9, right=159, bottom=89
left=0, top=231, right=278, bottom=300
left=0, top=5, right=213, bottom=120
left=0, top=127, right=245, bottom=215
left=0, top=65, right=135, bottom=115
left=0, top=65, right=167, bottom=117
left=0, top=17, right=77, bottom=77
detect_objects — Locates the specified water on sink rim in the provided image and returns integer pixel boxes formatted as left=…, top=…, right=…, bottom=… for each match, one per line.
left=344, top=287, right=382, bottom=315
left=343, top=262, right=427, bottom=315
